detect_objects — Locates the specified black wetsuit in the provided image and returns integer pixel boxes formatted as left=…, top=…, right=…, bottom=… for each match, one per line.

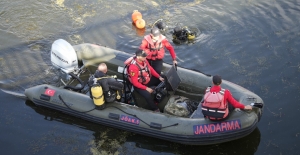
left=90, top=70, right=123, bottom=102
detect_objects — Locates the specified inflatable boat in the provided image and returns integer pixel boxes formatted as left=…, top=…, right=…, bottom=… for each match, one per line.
left=24, top=39, right=264, bottom=145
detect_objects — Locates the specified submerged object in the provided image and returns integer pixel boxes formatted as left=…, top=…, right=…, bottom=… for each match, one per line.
left=25, top=39, right=264, bottom=145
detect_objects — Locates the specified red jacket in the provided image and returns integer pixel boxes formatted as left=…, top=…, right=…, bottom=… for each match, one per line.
left=140, top=34, right=176, bottom=61
left=127, top=59, right=160, bottom=90
left=209, top=85, right=246, bottom=109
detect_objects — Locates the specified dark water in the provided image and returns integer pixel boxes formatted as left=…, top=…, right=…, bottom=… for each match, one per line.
left=0, top=0, right=300, bottom=154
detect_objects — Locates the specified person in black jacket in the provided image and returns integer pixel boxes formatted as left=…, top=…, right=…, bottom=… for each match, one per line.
left=90, top=63, right=123, bottom=102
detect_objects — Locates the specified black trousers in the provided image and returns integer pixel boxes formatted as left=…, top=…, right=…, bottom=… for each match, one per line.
left=147, top=59, right=163, bottom=74
left=134, top=87, right=158, bottom=111
left=147, top=59, right=163, bottom=86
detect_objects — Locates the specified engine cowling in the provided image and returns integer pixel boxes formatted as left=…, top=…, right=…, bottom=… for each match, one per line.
left=51, top=39, right=78, bottom=74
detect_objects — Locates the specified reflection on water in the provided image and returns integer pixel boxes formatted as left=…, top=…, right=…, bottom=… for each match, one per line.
left=25, top=100, right=260, bottom=155
left=131, top=23, right=146, bottom=37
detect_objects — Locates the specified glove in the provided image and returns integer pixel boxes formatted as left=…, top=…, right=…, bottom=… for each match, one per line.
left=251, top=103, right=263, bottom=108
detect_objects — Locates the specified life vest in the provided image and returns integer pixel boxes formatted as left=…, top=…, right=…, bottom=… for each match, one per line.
left=201, top=87, right=229, bottom=120
left=144, top=35, right=166, bottom=60
left=124, top=57, right=151, bottom=85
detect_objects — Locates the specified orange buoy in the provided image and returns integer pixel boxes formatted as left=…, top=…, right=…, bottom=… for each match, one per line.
left=135, top=18, right=145, bottom=29
left=132, top=10, right=142, bottom=23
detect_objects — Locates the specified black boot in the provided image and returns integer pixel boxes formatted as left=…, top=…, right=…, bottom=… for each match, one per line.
left=96, top=104, right=106, bottom=110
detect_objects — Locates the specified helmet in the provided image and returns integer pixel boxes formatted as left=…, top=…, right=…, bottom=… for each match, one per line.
left=150, top=27, right=161, bottom=37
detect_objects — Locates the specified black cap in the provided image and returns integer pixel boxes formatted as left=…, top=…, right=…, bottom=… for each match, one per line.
left=135, top=49, right=147, bottom=57
left=151, top=27, right=161, bottom=37
left=212, top=75, right=222, bottom=85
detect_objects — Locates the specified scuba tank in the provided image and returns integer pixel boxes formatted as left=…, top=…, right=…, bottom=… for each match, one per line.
left=90, top=75, right=122, bottom=106
left=90, top=76, right=105, bottom=106
left=183, top=26, right=196, bottom=40
left=91, top=84, right=105, bottom=106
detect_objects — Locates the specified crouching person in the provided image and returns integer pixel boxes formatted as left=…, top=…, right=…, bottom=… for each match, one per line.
left=89, top=63, right=123, bottom=109
left=201, top=75, right=252, bottom=121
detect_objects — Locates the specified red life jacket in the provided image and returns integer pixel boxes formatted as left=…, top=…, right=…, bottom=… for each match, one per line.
left=201, top=87, right=229, bottom=120
left=124, top=57, right=151, bottom=85
left=144, top=35, right=166, bottom=60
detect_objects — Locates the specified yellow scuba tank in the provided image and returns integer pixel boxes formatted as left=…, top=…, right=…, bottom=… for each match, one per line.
left=187, top=33, right=196, bottom=40
left=91, top=84, right=105, bottom=106
left=183, top=26, right=196, bottom=40
left=173, top=26, right=196, bottom=43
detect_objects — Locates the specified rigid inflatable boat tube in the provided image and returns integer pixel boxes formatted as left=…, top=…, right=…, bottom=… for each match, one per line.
left=105, top=105, right=179, bottom=130
left=58, top=95, right=96, bottom=113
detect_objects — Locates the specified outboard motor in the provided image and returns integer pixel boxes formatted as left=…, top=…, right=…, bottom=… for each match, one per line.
left=51, top=39, right=85, bottom=91
left=51, top=39, right=79, bottom=80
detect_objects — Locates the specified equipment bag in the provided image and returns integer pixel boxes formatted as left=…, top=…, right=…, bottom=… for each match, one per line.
left=164, top=95, right=198, bottom=117
left=201, top=87, right=228, bottom=119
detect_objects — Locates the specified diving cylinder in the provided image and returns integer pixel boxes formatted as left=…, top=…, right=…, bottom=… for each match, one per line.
left=91, top=85, right=105, bottom=106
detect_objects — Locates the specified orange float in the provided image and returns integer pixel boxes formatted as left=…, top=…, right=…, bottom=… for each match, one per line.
left=132, top=10, right=142, bottom=23
left=135, top=18, right=145, bottom=29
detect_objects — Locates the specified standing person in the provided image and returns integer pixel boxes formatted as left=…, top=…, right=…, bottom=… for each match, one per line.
left=201, top=75, right=252, bottom=120
left=139, top=27, right=178, bottom=75
left=124, top=49, right=164, bottom=112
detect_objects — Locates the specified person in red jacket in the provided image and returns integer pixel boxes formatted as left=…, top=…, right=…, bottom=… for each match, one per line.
left=124, top=49, right=164, bottom=112
left=202, top=75, right=252, bottom=120
left=139, top=27, right=178, bottom=76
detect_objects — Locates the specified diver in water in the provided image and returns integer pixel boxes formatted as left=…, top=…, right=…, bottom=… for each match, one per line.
left=153, top=19, right=198, bottom=44
left=172, top=25, right=196, bottom=44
